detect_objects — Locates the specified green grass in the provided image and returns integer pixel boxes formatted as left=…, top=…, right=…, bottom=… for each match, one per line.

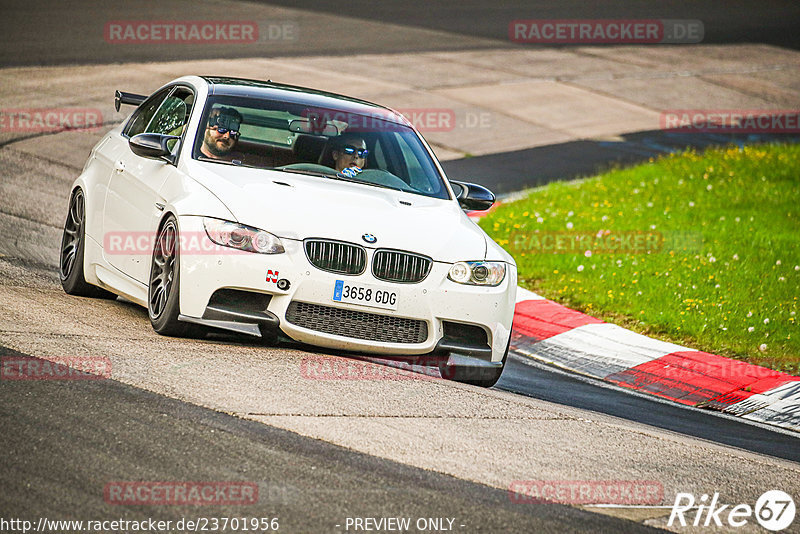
left=481, top=143, right=800, bottom=373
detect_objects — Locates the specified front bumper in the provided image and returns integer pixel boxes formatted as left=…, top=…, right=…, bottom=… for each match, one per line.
left=177, top=215, right=516, bottom=363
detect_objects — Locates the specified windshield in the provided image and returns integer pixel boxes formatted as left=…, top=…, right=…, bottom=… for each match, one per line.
left=192, top=95, right=450, bottom=200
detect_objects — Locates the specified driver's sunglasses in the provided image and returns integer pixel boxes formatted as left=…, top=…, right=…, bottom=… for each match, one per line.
left=209, top=125, right=240, bottom=138
left=342, top=145, right=368, bottom=158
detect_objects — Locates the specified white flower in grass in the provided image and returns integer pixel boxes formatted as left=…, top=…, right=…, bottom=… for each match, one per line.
left=568, top=211, right=574, bottom=217
left=759, top=344, right=767, bottom=352
left=779, top=276, right=786, bottom=282
left=764, top=318, right=770, bottom=324
left=566, top=222, right=574, bottom=229
left=688, top=201, right=695, bottom=207
left=735, top=217, right=740, bottom=222
left=715, top=284, right=720, bottom=288
left=747, top=311, right=753, bottom=317
left=601, top=215, right=608, bottom=221
left=709, top=256, right=716, bottom=263
left=733, top=254, right=739, bottom=260
left=795, top=265, right=800, bottom=271
left=748, top=327, right=754, bottom=332
left=647, top=202, right=654, bottom=207
left=537, top=217, right=544, bottom=223
left=577, top=265, right=584, bottom=272
left=650, top=224, right=656, bottom=230
left=707, top=184, right=713, bottom=191
left=776, top=260, right=782, bottom=265
left=584, top=250, right=592, bottom=258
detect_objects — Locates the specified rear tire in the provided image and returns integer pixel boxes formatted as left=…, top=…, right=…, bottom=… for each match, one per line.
left=59, top=188, right=117, bottom=299
left=438, top=338, right=510, bottom=388
left=148, top=215, right=202, bottom=338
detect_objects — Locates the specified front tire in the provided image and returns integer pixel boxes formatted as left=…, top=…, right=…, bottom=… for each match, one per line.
left=148, top=215, right=201, bottom=337
left=59, top=188, right=116, bottom=299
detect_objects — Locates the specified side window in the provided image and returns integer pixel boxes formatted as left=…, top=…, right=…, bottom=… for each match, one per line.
left=145, top=88, right=194, bottom=136
left=124, top=88, right=171, bottom=138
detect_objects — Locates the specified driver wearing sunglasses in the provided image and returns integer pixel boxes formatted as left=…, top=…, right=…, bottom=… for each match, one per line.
left=331, top=134, right=369, bottom=176
left=200, top=106, right=244, bottom=161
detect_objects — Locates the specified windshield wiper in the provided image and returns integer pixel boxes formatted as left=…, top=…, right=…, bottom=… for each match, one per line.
left=197, top=156, right=260, bottom=169
left=275, top=168, right=340, bottom=179
left=276, top=167, right=408, bottom=193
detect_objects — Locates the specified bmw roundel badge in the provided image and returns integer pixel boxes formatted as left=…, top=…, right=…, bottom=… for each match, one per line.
left=362, top=233, right=377, bottom=244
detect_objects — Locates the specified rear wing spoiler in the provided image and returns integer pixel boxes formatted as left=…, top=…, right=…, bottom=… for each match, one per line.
left=114, top=90, right=147, bottom=112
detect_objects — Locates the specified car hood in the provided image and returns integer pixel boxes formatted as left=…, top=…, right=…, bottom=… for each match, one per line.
left=183, top=162, right=496, bottom=263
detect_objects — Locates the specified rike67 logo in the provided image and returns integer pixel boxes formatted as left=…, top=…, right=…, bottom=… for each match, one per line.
left=669, top=490, right=795, bottom=531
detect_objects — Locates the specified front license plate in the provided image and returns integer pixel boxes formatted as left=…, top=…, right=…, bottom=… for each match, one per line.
left=332, top=280, right=398, bottom=310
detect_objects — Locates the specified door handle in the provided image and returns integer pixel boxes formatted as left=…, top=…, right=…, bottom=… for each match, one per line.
left=114, top=160, right=126, bottom=173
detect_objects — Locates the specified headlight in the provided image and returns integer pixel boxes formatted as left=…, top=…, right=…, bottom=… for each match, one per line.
left=448, top=261, right=505, bottom=286
left=203, top=217, right=285, bottom=254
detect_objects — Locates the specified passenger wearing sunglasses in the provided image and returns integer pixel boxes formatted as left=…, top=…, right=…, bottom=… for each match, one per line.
left=200, top=106, right=244, bottom=161
left=331, top=134, right=369, bottom=177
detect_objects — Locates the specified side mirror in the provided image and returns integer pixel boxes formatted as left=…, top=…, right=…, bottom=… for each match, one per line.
left=451, top=180, right=495, bottom=211
left=129, top=133, right=180, bottom=164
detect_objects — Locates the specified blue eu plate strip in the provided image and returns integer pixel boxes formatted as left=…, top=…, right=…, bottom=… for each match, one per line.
left=333, top=280, right=344, bottom=301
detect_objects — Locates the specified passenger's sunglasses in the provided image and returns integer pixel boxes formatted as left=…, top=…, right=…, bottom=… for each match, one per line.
left=341, top=145, right=368, bottom=158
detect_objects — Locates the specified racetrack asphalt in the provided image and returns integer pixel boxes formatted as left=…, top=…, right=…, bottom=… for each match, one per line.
left=1, top=345, right=659, bottom=533
left=251, top=0, right=800, bottom=51
left=3, top=0, right=799, bottom=67
left=499, top=355, right=800, bottom=464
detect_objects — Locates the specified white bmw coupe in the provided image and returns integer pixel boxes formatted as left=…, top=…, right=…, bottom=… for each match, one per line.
left=60, top=76, right=516, bottom=387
